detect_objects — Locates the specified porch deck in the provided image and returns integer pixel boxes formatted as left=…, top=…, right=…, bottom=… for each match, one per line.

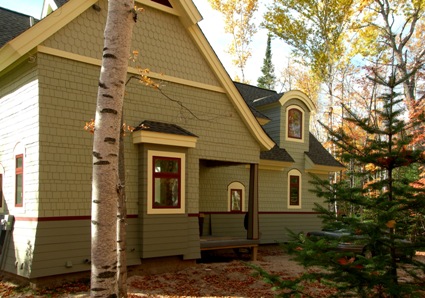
left=200, top=236, right=259, bottom=260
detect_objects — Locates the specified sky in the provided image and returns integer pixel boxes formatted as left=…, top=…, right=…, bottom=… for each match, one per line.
left=0, top=0, right=290, bottom=86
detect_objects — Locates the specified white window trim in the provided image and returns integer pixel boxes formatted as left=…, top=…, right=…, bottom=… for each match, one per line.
left=147, top=150, right=186, bottom=214
left=227, top=181, right=245, bottom=212
left=285, top=105, right=305, bottom=143
left=287, top=169, right=302, bottom=209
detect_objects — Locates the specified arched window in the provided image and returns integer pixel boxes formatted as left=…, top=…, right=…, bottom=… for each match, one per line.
left=227, top=182, right=245, bottom=212
left=286, top=105, right=304, bottom=142
left=287, top=169, right=302, bottom=208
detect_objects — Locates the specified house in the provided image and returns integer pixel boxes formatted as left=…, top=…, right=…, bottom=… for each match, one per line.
left=0, top=0, right=343, bottom=284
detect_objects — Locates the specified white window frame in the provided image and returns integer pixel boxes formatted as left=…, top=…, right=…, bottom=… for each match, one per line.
left=285, top=105, right=305, bottom=143
left=147, top=150, right=186, bottom=214
left=287, top=169, right=302, bottom=209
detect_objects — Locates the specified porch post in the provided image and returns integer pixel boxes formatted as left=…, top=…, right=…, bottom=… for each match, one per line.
left=247, top=163, right=259, bottom=240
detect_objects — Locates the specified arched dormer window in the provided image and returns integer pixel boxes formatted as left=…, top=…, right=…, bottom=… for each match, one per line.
left=286, top=105, right=304, bottom=142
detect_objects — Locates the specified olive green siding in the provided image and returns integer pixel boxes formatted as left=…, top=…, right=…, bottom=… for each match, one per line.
left=42, top=1, right=221, bottom=88
left=0, top=0, right=263, bottom=279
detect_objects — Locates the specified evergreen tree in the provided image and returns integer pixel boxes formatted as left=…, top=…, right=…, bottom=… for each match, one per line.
left=257, top=34, right=276, bottom=89
left=253, top=68, right=425, bottom=297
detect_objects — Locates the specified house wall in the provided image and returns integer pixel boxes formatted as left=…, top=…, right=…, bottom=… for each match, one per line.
left=0, top=62, right=39, bottom=278
left=0, top=0, right=264, bottom=279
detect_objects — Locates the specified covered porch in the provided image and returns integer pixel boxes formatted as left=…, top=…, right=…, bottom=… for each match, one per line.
left=198, top=160, right=260, bottom=260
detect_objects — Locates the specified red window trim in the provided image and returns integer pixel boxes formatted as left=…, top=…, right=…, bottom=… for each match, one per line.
left=289, top=175, right=300, bottom=206
left=152, top=156, right=181, bottom=209
left=230, top=189, right=242, bottom=212
left=15, top=154, right=23, bottom=207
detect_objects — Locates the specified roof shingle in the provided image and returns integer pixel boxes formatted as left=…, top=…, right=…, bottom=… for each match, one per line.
left=0, top=7, right=37, bottom=48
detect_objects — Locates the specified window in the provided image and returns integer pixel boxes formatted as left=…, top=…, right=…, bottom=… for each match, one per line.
left=287, top=169, right=301, bottom=208
left=227, top=181, right=245, bottom=212
left=230, top=189, right=242, bottom=212
left=153, top=157, right=181, bottom=208
left=15, top=155, right=23, bottom=207
left=0, top=174, right=3, bottom=209
left=286, top=105, right=304, bottom=142
left=147, top=151, right=185, bottom=214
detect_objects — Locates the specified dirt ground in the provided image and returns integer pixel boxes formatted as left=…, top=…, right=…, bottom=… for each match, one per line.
left=1, top=245, right=424, bottom=298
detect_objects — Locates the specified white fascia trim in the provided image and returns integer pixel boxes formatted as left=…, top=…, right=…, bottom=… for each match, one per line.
left=132, top=130, right=198, bottom=148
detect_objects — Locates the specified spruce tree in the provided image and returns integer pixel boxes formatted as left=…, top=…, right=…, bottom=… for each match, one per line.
left=253, top=68, right=425, bottom=297
left=257, top=33, right=276, bottom=89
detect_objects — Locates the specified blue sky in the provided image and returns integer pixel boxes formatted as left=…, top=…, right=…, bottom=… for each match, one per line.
left=0, top=0, right=289, bottom=86
left=0, top=0, right=44, bottom=18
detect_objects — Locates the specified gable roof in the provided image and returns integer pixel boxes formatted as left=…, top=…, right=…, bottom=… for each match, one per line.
left=306, top=133, right=344, bottom=168
left=0, top=0, right=274, bottom=151
left=0, top=8, right=37, bottom=48
left=260, top=145, right=294, bottom=162
left=234, top=81, right=316, bottom=112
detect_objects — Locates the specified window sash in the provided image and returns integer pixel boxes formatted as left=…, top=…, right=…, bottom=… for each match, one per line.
left=230, top=189, right=242, bottom=212
left=15, top=155, right=23, bottom=207
left=152, top=156, right=181, bottom=209
left=288, top=108, right=302, bottom=139
left=289, top=175, right=300, bottom=206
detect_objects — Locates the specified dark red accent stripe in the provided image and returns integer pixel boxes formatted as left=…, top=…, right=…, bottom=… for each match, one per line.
left=14, top=214, right=139, bottom=222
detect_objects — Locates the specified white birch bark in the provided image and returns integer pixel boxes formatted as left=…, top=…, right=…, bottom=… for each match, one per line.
left=91, top=0, right=135, bottom=297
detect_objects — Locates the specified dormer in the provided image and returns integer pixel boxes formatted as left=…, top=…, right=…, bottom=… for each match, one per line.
left=279, top=90, right=315, bottom=147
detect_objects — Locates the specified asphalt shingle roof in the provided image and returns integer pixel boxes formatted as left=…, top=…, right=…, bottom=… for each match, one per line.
left=133, top=120, right=198, bottom=137
left=260, top=145, right=294, bottom=162
left=234, top=81, right=283, bottom=107
left=0, top=7, right=37, bottom=48
left=306, top=133, right=344, bottom=168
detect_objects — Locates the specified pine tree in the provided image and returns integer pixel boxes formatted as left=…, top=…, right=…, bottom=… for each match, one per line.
left=253, top=68, right=425, bottom=297
left=257, top=34, right=276, bottom=90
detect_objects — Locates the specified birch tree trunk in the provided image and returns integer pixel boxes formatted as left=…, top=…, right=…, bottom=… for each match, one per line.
left=117, top=110, right=128, bottom=297
left=91, top=0, right=134, bottom=296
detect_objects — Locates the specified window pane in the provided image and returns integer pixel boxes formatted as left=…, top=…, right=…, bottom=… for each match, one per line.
left=154, top=177, right=179, bottom=207
left=16, top=174, right=23, bottom=206
left=289, top=175, right=299, bottom=205
left=230, top=189, right=242, bottom=211
left=288, top=109, right=302, bottom=139
left=154, top=158, right=179, bottom=173
left=16, top=156, right=23, bottom=168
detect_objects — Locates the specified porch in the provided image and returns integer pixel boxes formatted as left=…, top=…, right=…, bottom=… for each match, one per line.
left=200, top=236, right=259, bottom=260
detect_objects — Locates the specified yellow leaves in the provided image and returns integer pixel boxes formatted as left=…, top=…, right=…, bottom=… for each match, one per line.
left=386, top=220, right=396, bottom=229
left=84, top=119, right=95, bottom=134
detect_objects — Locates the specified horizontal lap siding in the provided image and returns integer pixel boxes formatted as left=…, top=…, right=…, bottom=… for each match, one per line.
left=209, top=214, right=246, bottom=238
left=259, top=213, right=322, bottom=244
left=29, top=218, right=140, bottom=278
left=140, top=216, right=199, bottom=259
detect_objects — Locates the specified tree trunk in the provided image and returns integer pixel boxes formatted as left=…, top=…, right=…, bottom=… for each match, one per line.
left=117, top=110, right=128, bottom=298
left=91, top=0, right=134, bottom=297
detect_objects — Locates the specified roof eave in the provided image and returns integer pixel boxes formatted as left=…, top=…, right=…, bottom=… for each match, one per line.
left=0, top=0, right=97, bottom=74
